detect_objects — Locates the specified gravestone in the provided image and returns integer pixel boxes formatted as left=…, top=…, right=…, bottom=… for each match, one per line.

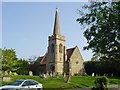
left=13, top=72, right=18, bottom=75
left=4, top=71, right=8, bottom=76
left=29, top=71, right=33, bottom=76
left=3, top=77, right=11, bottom=82
left=43, top=74, right=46, bottom=78
left=9, top=71, right=12, bottom=75
left=92, top=73, right=94, bottom=76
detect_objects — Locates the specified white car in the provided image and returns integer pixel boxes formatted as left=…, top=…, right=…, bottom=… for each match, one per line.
left=0, top=79, right=42, bottom=90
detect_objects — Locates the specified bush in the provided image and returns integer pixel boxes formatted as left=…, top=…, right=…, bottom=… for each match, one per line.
left=94, top=76, right=108, bottom=90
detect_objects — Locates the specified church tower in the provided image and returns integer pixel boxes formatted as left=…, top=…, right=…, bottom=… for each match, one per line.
left=46, top=8, right=67, bottom=75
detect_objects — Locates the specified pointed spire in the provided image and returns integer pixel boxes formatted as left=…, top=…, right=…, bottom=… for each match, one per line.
left=53, top=8, right=60, bottom=35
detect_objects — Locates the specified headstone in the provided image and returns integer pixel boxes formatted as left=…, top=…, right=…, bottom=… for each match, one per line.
left=43, top=74, right=46, bottom=78
left=13, top=72, right=18, bottom=75
left=3, top=77, right=11, bottom=82
left=92, top=73, right=94, bottom=76
left=50, top=72, right=52, bottom=77
left=29, top=71, right=33, bottom=76
left=63, top=73, right=66, bottom=78
left=111, top=73, right=113, bottom=77
left=42, top=73, right=44, bottom=78
left=84, top=73, right=87, bottom=76
left=9, top=71, right=12, bottom=75
left=46, top=72, right=49, bottom=78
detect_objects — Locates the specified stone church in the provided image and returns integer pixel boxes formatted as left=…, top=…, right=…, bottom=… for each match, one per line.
left=36, top=8, right=85, bottom=76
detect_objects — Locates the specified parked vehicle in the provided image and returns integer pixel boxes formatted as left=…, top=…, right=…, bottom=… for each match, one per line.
left=0, top=79, right=42, bottom=90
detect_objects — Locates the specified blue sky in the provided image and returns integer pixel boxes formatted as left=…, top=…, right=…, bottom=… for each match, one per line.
left=0, top=3, right=2, bottom=49
left=2, top=2, right=93, bottom=61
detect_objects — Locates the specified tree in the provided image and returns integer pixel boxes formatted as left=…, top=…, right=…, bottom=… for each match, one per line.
left=84, top=61, right=101, bottom=76
left=77, top=2, right=120, bottom=61
left=28, top=56, right=37, bottom=64
left=17, top=59, right=29, bottom=75
left=84, top=60, right=120, bottom=76
left=2, top=48, right=20, bottom=73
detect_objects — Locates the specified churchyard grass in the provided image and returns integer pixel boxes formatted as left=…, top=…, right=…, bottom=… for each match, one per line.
left=1, top=75, right=120, bottom=89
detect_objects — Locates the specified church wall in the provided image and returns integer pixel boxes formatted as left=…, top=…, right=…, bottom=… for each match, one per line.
left=39, top=65, right=46, bottom=74
left=46, top=38, right=55, bottom=72
left=70, top=47, right=84, bottom=75
left=55, top=36, right=66, bottom=74
left=46, top=35, right=66, bottom=75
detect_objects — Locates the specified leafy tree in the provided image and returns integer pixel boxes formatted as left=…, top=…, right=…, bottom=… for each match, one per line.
left=84, top=60, right=120, bottom=76
left=28, top=56, right=37, bottom=64
left=17, top=59, right=29, bottom=75
left=2, top=48, right=20, bottom=73
left=84, top=61, right=101, bottom=76
left=94, top=76, right=108, bottom=90
left=77, top=2, right=120, bottom=61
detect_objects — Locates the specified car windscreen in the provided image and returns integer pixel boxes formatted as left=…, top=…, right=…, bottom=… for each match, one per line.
left=11, top=80, right=24, bottom=86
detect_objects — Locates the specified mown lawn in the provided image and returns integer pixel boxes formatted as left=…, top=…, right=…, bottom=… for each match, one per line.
left=2, top=75, right=120, bottom=89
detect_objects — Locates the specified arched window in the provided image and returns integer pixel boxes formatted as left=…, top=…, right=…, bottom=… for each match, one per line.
left=51, top=44, right=54, bottom=53
left=59, top=44, right=62, bottom=53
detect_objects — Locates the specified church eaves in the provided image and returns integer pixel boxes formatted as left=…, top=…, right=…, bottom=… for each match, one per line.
left=53, top=8, right=61, bottom=35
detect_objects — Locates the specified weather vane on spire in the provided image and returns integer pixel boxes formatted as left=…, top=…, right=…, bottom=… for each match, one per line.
left=56, top=7, right=58, bottom=12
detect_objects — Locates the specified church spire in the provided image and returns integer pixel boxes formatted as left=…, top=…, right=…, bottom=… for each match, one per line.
left=53, top=8, right=61, bottom=35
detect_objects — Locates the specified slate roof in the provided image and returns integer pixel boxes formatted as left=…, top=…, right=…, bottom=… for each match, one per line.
left=39, top=53, right=47, bottom=65
left=35, top=56, right=44, bottom=64
left=66, top=47, right=75, bottom=60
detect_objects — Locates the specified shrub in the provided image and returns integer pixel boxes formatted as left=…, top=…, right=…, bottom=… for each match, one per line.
left=94, top=76, right=108, bottom=90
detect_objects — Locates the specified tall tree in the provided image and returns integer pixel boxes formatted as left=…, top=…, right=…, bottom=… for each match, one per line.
left=77, top=2, right=120, bottom=61
left=2, top=48, right=20, bottom=73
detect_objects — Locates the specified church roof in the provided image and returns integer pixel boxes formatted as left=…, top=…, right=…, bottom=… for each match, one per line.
left=39, top=53, right=47, bottom=65
left=53, top=8, right=61, bottom=35
left=35, top=56, right=44, bottom=64
left=67, top=47, right=75, bottom=60
left=39, top=47, right=76, bottom=65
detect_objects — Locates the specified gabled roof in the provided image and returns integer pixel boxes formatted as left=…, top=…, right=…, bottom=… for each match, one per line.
left=67, top=47, right=75, bottom=60
left=40, top=53, right=47, bottom=65
left=35, top=56, right=44, bottom=64
left=38, top=46, right=78, bottom=65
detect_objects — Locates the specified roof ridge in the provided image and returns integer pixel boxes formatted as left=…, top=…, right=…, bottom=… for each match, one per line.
left=40, top=53, right=47, bottom=64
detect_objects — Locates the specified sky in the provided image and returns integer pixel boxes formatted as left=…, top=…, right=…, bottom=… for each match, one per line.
left=2, top=2, right=93, bottom=61
left=0, top=3, right=2, bottom=49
